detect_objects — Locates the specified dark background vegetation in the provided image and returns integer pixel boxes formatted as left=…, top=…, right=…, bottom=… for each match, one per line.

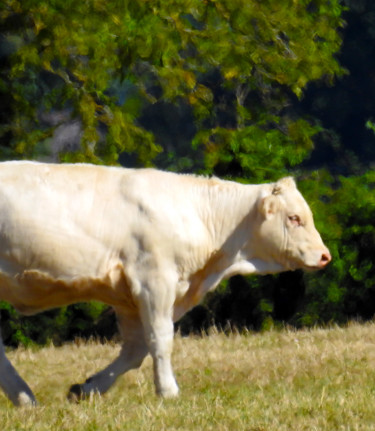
left=1, top=0, right=375, bottom=345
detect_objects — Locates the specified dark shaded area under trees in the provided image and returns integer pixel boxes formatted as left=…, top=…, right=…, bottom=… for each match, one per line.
left=1, top=0, right=375, bottom=345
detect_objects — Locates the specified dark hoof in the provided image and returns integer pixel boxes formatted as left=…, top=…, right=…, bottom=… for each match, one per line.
left=67, top=383, right=86, bottom=403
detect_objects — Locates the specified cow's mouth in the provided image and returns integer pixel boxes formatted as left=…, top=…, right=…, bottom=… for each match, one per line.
left=303, top=264, right=322, bottom=272
left=303, top=261, right=330, bottom=272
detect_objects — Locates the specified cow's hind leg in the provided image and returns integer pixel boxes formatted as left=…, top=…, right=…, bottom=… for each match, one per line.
left=68, top=311, right=148, bottom=401
left=0, top=332, right=36, bottom=406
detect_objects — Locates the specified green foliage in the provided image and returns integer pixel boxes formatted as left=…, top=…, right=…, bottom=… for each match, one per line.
left=0, top=301, right=115, bottom=346
left=195, top=118, right=318, bottom=181
left=1, top=0, right=163, bottom=164
left=297, top=172, right=375, bottom=325
left=1, top=0, right=345, bottom=169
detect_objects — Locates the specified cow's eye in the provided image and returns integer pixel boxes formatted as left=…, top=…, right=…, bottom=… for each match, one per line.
left=288, top=215, right=301, bottom=226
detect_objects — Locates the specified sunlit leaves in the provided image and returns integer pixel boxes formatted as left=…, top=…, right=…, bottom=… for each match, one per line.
left=1, top=0, right=345, bottom=166
left=194, top=116, right=319, bottom=180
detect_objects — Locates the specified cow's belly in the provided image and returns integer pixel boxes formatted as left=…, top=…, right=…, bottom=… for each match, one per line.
left=0, top=262, right=138, bottom=316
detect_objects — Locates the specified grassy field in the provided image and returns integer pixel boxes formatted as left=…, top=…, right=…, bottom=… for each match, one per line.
left=1, top=323, right=375, bottom=430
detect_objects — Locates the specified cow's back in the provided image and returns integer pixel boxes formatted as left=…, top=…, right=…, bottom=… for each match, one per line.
left=0, top=162, right=127, bottom=275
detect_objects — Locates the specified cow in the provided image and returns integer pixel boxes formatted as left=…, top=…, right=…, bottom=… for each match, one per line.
left=0, top=161, right=331, bottom=406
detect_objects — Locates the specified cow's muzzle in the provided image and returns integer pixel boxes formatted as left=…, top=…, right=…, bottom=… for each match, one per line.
left=319, top=250, right=331, bottom=268
left=308, top=250, right=331, bottom=270
left=303, top=250, right=331, bottom=271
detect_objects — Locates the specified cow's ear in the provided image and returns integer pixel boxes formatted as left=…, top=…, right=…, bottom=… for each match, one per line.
left=260, top=195, right=279, bottom=220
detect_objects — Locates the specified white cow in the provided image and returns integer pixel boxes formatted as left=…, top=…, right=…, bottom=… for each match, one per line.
left=0, top=161, right=331, bottom=406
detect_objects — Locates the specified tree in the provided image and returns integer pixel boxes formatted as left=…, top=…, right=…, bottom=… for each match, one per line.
left=1, top=0, right=345, bottom=174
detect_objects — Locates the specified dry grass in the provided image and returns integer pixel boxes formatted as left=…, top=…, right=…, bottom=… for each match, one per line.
left=1, top=322, right=375, bottom=430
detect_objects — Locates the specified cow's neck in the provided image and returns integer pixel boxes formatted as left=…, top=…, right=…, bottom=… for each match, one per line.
left=178, top=181, right=275, bottom=317
left=200, top=181, right=266, bottom=260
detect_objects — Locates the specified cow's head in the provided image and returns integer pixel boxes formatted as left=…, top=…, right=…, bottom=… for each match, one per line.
left=254, top=177, right=331, bottom=271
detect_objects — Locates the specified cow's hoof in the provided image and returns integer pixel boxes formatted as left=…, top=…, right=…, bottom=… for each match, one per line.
left=17, top=391, right=37, bottom=407
left=157, top=382, right=179, bottom=398
left=67, top=384, right=86, bottom=403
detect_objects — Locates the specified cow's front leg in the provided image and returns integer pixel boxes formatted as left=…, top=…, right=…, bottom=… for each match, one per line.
left=138, top=287, right=179, bottom=398
left=0, top=333, right=36, bottom=406
left=146, top=317, right=178, bottom=398
left=68, top=315, right=148, bottom=401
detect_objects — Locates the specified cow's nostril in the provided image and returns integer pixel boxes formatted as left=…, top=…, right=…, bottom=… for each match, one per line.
left=321, top=252, right=331, bottom=266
